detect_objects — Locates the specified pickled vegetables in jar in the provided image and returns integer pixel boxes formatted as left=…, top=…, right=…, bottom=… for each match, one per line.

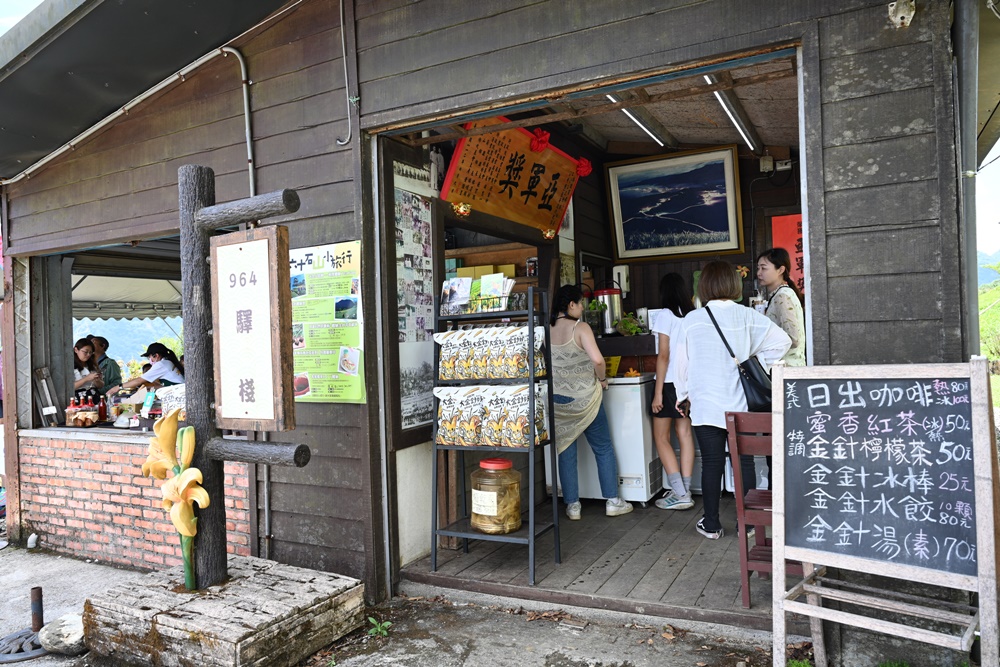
left=470, top=458, right=521, bottom=534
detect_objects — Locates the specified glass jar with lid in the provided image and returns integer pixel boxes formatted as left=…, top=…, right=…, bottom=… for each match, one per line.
left=470, top=457, right=521, bottom=534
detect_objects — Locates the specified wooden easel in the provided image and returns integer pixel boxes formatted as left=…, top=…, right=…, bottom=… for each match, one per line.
left=771, top=358, right=999, bottom=667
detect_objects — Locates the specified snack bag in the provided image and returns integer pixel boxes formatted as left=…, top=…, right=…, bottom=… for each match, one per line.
left=469, top=328, right=494, bottom=380
left=434, top=330, right=459, bottom=380
left=487, top=327, right=514, bottom=379
left=454, top=387, right=486, bottom=446
left=503, top=327, right=530, bottom=379
left=480, top=386, right=513, bottom=447
left=532, top=326, right=546, bottom=378
left=501, top=385, right=533, bottom=447
left=454, top=330, right=476, bottom=380
left=433, top=387, right=461, bottom=445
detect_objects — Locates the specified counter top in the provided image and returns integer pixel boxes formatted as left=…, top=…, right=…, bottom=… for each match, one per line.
left=20, top=427, right=151, bottom=444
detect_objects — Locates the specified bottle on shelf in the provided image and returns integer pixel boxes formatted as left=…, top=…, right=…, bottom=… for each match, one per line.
left=97, top=395, right=108, bottom=422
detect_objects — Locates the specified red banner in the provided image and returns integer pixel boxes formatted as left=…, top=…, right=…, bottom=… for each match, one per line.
left=770, top=214, right=803, bottom=293
left=441, top=118, right=584, bottom=237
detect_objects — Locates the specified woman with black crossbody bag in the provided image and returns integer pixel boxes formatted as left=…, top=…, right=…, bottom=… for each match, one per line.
left=672, top=261, right=791, bottom=540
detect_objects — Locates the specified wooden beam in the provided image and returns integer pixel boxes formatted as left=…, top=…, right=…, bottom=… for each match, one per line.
left=194, top=190, right=300, bottom=230
left=204, top=437, right=310, bottom=467
left=406, top=66, right=796, bottom=147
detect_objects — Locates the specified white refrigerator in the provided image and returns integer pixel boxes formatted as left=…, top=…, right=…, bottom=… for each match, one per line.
left=545, top=372, right=663, bottom=505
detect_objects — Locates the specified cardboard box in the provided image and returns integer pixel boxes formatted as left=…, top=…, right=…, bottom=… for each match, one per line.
left=456, top=267, right=476, bottom=279
left=473, top=264, right=495, bottom=278
left=496, top=264, right=516, bottom=279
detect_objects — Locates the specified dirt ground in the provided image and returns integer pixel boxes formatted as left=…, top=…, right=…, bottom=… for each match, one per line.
left=299, top=594, right=814, bottom=667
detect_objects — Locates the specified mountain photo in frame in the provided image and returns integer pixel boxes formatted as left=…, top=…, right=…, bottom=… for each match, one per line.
left=606, top=145, right=743, bottom=261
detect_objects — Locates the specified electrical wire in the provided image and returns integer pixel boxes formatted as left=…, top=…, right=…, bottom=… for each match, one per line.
left=988, top=0, right=1000, bottom=20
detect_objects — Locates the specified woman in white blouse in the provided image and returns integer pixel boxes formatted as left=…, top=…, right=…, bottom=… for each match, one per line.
left=673, top=261, right=790, bottom=540
left=756, top=247, right=805, bottom=367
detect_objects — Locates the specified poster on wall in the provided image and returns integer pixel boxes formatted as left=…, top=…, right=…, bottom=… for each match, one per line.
left=394, top=187, right=435, bottom=428
left=771, top=213, right=804, bottom=293
left=289, top=240, right=366, bottom=404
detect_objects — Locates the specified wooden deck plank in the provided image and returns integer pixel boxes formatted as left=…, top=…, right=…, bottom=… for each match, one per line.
left=531, top=500, right=646, bottom=590
left=431, top=538, right=506, bottom=577
left=697, top=530, right=747, bottom=611
left=661, top=499, right=737, bottom=607
left=596, top=505, right=701, bottom=599
left=627, top=499, right=709, bottom=601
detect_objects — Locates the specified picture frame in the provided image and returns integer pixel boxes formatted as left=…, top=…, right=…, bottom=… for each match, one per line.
left=606, top=145, right=744, bottom=261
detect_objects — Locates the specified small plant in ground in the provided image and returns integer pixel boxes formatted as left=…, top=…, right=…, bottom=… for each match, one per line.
left=786, top=660, right=813, bottom=667
left=367, top=616, right=392, bottom=637
left=325, top=657, right=336, bottom=667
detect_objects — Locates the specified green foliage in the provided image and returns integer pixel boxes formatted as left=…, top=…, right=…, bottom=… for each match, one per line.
left=325, top=657, right=336, bottom=667
left=786, top=660, right=812, bottom=667
left=367, top=616, right=392, bottom=637
left=587, top=299, right=607, bottom=311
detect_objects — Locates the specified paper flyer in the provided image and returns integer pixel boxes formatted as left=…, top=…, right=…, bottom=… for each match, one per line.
left=289, top=240, right=366, bottom=404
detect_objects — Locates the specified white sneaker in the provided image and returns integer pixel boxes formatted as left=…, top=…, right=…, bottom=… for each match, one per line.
left=566, top=501, right=582, bottom=521
left=605, top=497, right=633, bottom=517
left=655, top=494, right=694, bottom=510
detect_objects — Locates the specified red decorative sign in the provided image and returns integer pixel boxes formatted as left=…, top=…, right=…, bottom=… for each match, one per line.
left=771, top=213, right=803, bottom=293
left=441, top=117, right=584, bottom=236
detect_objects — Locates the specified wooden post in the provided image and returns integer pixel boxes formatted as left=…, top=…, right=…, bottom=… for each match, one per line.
left=179, top=164, right=227, bottom=588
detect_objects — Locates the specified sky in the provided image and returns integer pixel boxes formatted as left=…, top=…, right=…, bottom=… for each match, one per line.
left=0, top=0, right=43, bottom=35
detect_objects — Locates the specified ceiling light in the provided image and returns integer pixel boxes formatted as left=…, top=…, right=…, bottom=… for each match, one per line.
left=607, top=94, right=664, bottom=147
left=704, top=75, right=759, bottom=153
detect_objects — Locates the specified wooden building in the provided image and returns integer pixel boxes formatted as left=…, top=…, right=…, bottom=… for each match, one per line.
left=0, top=1, right=994, bottom=652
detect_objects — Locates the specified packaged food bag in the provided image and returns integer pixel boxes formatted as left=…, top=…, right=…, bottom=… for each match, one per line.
left=433, top=387, right=461, bottom=445
left=454, top=387, right=486, bottom=446
left=487, top=327, right=514, bottom=379
left=480, top=386, right=514, bottom=447
left=434, top=330, right=460, bottom=380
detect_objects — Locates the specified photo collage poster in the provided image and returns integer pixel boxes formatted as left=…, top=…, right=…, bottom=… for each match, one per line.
left=289, top=240, right=366, bottom=404
left=394, top=185, right=435, bottom=428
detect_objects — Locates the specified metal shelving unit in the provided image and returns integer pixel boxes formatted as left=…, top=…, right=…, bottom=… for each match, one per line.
left=430, top=286, right=560, bottom=585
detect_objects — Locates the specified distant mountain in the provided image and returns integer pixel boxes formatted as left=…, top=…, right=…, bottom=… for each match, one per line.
left=979, top=250, right=1000, bottom=286
left=72, top=317, right=183, bottom=366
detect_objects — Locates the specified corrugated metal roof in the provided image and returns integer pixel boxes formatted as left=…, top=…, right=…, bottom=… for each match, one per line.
left=0, top=0, right=289, bottom=178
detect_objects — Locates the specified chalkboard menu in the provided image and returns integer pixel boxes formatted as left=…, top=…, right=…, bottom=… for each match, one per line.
left=783, top=376, right=977, bottom=577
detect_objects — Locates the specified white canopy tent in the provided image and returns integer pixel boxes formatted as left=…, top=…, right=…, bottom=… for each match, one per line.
left=72, top=275, right=182, bottom=320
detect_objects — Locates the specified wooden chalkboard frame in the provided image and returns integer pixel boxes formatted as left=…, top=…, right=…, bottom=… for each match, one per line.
left=771, top=359, right=999, bottom=667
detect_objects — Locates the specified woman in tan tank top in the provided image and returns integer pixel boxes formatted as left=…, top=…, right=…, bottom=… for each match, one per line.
left=549, top=285, right=632, bottom=521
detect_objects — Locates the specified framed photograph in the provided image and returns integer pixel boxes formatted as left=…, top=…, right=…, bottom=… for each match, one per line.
left=606, top=145, right=744, bottom=261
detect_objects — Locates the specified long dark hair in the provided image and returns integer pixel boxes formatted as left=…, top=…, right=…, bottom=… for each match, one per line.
left=658, top=273, right=693, bottom=318
left=757, top=247, right=804, bottom=304
left=551, top=284, right=584, bottom=326
left=73, top=337, right=98, bottom=373
left=162, top=348, right=185, bottom=376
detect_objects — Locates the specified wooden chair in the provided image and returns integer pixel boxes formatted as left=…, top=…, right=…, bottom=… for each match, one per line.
left=725, top=411, right=802, bottom=608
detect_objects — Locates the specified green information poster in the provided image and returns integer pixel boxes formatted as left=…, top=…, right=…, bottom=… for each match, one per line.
left=290, top=241, right=365, bottom=403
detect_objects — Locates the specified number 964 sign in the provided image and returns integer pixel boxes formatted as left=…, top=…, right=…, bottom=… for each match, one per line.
left=210, top=225, right=294, bottom=431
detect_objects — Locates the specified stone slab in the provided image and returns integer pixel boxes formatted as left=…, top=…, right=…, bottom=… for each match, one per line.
left=83, top=555, right=364, bottom=667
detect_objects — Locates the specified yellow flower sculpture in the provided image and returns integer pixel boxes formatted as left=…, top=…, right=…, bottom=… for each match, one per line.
left=141, top=410, right=210, bottom=590
left=142, top=408, right=181, bottom=479
left=161, top=466, right=210, bottom=537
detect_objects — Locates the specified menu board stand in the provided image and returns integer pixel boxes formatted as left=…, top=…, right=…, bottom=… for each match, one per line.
left=772, top=359, right=998, bottom=667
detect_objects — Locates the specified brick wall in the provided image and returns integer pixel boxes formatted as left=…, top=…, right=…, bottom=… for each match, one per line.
left=18, top=432, right=251, bottom=569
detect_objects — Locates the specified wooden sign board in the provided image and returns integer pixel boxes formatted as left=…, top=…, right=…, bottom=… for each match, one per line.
left=772, top=360, right=998, bottom=666
left=210, top=226, right=295, bottom=432
left=441, top=117, right=580, bottom=236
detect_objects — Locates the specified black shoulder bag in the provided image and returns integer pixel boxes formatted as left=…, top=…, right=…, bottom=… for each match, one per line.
left=704, top=306, right=772, bottom=412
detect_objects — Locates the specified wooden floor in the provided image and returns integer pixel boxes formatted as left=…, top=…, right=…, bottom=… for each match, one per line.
left=402, top=495, right=799, bottom=632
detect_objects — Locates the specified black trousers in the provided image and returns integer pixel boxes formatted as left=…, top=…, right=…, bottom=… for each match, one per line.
left=693, top=424, right=756, bottom=532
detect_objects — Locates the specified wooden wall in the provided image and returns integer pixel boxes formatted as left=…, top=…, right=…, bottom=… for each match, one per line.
left=4, top=0, right=383, bottom=598
left=354, top=0, right=965, bottom=365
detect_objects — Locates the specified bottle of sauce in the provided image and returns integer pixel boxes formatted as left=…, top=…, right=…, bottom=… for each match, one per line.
left=65, top=397, right=79, bottom=425
left=97, top=395, right=108, bottom=422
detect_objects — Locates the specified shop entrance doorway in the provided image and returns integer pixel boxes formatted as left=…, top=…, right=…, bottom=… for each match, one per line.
left=378, top=44, right=808, bottom=625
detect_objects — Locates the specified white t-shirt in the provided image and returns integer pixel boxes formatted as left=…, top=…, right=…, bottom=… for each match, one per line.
left=651, top=309, right=686, bottom=384
left=673, top=299, right=791, bottom=429
left=141, top=359, right=184, bottom=385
